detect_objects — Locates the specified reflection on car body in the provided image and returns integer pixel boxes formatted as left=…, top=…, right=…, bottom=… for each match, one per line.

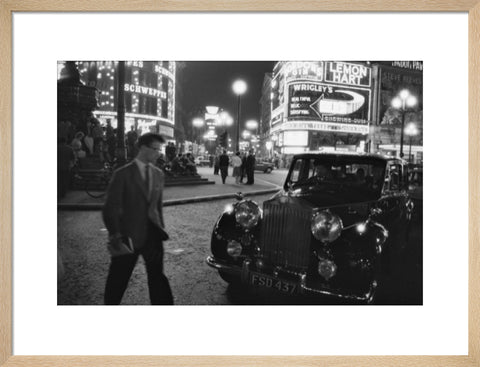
left=407, top=164, right=423, bottom=201
left=206, top=152, right=413, bottom=303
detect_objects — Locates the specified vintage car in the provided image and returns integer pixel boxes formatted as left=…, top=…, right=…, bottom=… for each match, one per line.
left=206, top=152, right=413, bottom=303
left=254, top=159, right=274, bottom=173
left=194, top=155, right=211, bottom=167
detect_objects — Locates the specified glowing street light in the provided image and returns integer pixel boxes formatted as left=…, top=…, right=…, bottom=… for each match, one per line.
left=232, top=79, right=247, bottom=152
left=246, top=119, right=258, bottom=130
left=192, top=117, right=205, bottom=128
left=220, top=111, right=234, bottom=126
left=391, top=89, right=418, bottom=158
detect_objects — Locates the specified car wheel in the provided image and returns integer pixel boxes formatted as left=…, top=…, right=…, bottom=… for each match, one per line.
left=265, top=167, right=272, bottom=173
left=219, top=270, right=241, bottom=285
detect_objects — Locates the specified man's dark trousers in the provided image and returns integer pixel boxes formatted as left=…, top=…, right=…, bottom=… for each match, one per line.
left=104, top=221, right=173, bottom=305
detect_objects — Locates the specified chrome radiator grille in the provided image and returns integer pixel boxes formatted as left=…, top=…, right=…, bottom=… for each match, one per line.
left=260, top=201, right=312, bottom=270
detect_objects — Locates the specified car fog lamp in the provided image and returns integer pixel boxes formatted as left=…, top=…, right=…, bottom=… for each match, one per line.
left=226, top=240, right=242, bottom=258
left=318, top=259, right=337, bottom=281
left=235, top=200, right=261, bottom=230
left=311, top=210, right=343, bottom=242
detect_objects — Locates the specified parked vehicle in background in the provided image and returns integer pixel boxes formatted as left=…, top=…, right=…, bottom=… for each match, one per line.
left=254, top=159, right=274, bottom=173
left=206, top=152, right=414, bottom=304
left=195, top=155, right=211, bottom=167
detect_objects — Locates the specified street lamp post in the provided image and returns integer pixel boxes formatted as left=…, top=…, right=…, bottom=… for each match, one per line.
left=116, top=61, right=127, bottom=165
left=391, top=89, right=417, bottom=159
left=405, top=122, right=419, bottom=163
left=232, top=80, right=247, bottom=152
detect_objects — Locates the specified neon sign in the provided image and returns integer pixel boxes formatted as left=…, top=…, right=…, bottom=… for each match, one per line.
left=274, top=121, right=369, bottom=135
left=124, top=83, right=167, bottom=99
left=285, top=61, right=324, bottom=82
left=154, top=65, right=174, bottom=79
left=325, top=62, right=371, bottom=87
left=288, top=82, right=370, bottom=125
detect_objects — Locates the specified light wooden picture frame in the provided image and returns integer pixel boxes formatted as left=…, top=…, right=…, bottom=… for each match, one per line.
left=1, top=1, right=478, bottom=366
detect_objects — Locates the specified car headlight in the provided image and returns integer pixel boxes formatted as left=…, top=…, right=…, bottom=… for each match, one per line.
left=311, top=210, right=343, bottom=242
left=235, top=200, right=261, bottom=230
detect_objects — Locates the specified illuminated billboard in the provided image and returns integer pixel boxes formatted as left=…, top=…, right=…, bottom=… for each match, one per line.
left=324, top=61, right=371, bottom=87
left=287, top=82, right=370, bottom=125
left=75, top=60, right=176, bottom=138
left=283, top=130, right=308, bottom=146
left=271, top=61, right=372, bottom=133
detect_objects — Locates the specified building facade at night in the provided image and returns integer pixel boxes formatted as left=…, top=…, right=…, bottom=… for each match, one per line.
left=263, top=61, right=423, bottom=162
left=70, top=61, right=176, bottom=140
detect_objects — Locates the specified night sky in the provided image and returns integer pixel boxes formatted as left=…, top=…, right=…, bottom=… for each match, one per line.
left=181, top=61, right=275, bottom=126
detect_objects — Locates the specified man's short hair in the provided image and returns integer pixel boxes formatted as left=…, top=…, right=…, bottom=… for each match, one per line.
left=137, top=133, right=165, bottom=147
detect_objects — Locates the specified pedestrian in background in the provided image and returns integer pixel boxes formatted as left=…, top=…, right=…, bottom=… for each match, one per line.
left=240, top=152, right=247, bottom=183
left=245, top=149, right=256, bottom=185
left=231, top=151, right=242, bottom=184
left=91, top=120, right=104, bottom=157
left=71, top=131, right=86, bottom=161
left=105, top=121, right=116, bottom=162
left=126, top=126, right=138, bottom=159
left=84, top=131, right=94, bottom=156
left=165, top=142, right=176, bottom=163
left=213, top=153, right=220, bottom=175
left=219, top=150, right=229, bottom=184
left=102, top=133, right=174, bottom=305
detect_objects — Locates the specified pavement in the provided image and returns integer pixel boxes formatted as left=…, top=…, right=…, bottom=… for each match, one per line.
left=58, top=166, right=285, bottom=210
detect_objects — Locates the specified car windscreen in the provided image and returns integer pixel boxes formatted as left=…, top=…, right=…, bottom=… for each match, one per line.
left=287, top=156, right=386, bottom=195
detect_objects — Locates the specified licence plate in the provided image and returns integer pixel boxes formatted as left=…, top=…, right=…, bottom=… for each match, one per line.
left=250, top=272, right=297, bottom=294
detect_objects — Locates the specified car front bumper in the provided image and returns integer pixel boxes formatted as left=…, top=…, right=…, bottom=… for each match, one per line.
left=206, top=256, right=377, bottom=303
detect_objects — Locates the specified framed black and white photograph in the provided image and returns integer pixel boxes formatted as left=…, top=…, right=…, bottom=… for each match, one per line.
left=0, top=2, right=478, bottom=367
left=57, top=60, right=423, bottom=306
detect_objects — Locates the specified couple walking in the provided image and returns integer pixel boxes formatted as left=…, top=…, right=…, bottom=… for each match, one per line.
left=219, top=149, right=255, bottom=185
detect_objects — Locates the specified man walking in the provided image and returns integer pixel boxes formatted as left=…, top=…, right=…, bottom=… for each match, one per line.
left=219, top=149, right=229, bottom=184
left=245, top=149, right=256, bottom=185
left=102, top=133, right=173, bottom=305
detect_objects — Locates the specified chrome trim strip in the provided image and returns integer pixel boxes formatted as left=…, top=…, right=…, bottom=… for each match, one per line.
left=300, top=280, right=377, bottom=303
left=207, top=256, right=377, bottom=303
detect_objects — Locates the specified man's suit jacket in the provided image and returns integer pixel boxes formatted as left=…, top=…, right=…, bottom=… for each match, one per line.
left=246, top=155, right=256, bottom=170
left=102, top=161, right=166, bottom=250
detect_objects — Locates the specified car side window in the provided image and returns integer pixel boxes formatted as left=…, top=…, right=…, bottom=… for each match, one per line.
left=386, top=164, right=403, bottom=191
left=290, top=159, right=306, bottom=183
